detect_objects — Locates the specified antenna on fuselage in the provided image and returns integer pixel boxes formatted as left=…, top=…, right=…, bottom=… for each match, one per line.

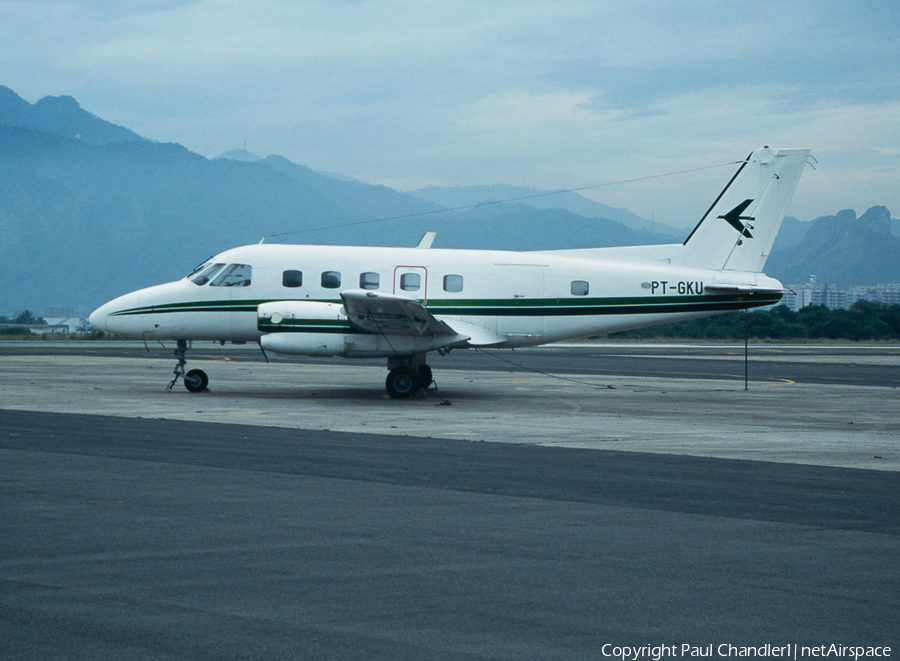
left=416, top=232, right=436, bottom=249
left=258, top=237, right=266, bottom=244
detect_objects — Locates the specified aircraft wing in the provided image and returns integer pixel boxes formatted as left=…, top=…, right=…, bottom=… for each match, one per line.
left=340, top=290, right=505, bottom=346
left=340, top=290, right=458, bottom=336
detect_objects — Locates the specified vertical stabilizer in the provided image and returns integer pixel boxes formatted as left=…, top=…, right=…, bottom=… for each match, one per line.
left=682, top=147, right=810, bottom=272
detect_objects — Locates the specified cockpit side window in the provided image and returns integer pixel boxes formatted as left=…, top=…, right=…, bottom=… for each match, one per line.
left=210, top=263, right=252, bottom=287
left=190, top=262, right=225, bottom=286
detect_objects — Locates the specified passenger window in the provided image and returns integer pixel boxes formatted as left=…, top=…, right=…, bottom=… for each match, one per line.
left=210, top=264, right=252, bottom=287
left=359, top=272, right=380, bottom=290
left=190, top=262, right=225, bottom=286
left=282, top=270, right=303, bottom=288
left=400, top=273, right=420, bottom=291
left=571, top=280, right=589, bottom=296
left=321, top=271, right=341, bottom=289
left=443, top=274, right=464, bottom=292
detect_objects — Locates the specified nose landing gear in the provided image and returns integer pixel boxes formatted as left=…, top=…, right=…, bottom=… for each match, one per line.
left=166, top=340, right=209, bottom=392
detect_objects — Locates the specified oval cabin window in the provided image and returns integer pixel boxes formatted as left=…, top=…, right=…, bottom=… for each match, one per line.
left=571, top=280, right=589, bottom=296
left=283, top=270, right=303, bottom=288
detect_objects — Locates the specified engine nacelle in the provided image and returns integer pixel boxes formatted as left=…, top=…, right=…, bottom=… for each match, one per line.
left=257, top=301, right=350, bottom=356
left=261, top=331, right=355, bottom=357
left=257, top=300, right=469, bottom=358
left=258, top=300, right=347, bottom=333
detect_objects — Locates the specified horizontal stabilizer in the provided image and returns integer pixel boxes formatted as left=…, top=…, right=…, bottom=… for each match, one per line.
left=703, top=284, right=786, bottom=295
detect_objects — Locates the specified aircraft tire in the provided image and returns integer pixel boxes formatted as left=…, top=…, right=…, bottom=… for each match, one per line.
left=418, top=364, right=433, bottom=388
left=386, top=366, right=421, bottom=399
left=184, top=369, right=209, bottom=393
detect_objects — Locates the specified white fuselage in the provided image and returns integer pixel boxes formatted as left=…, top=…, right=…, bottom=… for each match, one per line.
left=89, top=242, right=783, bottom=356
left=86, top=147, right=808, bottom=397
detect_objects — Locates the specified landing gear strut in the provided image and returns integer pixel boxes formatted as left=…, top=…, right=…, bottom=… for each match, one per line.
left=385, top=354, right=433, bottom=399
left=166, top=340, right=209, bottom=392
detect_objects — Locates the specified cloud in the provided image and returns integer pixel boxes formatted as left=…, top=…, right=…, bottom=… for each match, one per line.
left=1, top=0, right=897, bottom=224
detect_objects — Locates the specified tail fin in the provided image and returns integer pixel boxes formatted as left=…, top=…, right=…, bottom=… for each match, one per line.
left=683, top=147, right=810, bottom=272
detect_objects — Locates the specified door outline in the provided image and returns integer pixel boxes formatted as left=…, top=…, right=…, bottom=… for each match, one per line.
left=393, top=266, right=428, bottom=302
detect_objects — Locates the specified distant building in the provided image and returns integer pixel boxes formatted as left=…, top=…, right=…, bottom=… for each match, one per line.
left=43, top=317, right=90, bottom=334
left=783, top=280, right=900, bottom=311
left=46, top=305, right=75, bottom=318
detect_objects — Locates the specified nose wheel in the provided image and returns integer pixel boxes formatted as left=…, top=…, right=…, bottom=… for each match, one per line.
left=184, top=368, right=209, bottom=393
left=166, top=340, right=209, bottom=392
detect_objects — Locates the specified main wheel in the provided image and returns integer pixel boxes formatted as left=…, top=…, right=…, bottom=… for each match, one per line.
left=417, top=364, right=433, bottom=388
left=385, top=366, right=421, bottom=399
left=184, top=368, right=209, bottom=393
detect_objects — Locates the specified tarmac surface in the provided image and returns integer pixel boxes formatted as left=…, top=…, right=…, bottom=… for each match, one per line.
left=1, top=342, right=899, bottom=659
left=1, top=341, right=898, bottom=470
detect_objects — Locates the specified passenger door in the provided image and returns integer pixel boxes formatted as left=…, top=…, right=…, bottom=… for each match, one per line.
left=393, top=266, right=428, bottom=302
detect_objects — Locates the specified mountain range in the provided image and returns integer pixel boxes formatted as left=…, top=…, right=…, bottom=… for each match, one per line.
left=1, top=85, right=897, bottom=316
left=767, top=206, right=900, bottom=286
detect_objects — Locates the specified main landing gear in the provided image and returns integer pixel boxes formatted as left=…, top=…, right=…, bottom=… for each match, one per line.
left=166, top=340, right=209, bottom=393
left=163, top=342, right=437, bottom=399
left=385, top=355, right=434, bottom=399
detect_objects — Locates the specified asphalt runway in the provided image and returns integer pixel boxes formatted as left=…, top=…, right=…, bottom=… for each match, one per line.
left=6, top=340, right=900, bottom=387
left=2, top=409, right=898, bottom=660
left=442, top=344, right=900, bottom=387
left=1, top=341, right=898, bottom=470
left=1, top=343, right=899, bottom=658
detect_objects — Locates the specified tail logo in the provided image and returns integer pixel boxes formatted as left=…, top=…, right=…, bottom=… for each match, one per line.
left=718, top=199, right=755, bottom=238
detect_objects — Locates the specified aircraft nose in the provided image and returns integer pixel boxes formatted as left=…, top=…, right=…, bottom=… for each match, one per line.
left=88, top=306, right=107, bottom=332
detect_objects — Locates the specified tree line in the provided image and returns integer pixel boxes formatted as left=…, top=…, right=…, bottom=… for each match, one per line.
left=613, top=301, right=900, bottom=341
left=0, top=310, right=47, bottom=333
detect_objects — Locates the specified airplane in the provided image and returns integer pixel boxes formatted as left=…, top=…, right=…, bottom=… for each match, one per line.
left=89, top=146, right=811, bottom=398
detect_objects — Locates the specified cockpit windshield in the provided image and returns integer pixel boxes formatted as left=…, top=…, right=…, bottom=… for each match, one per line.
left=210, top=263, right=252, bottom=287
left=190, top=262, right=225, bottom=286
left=186, top=256, right=214, bottom=278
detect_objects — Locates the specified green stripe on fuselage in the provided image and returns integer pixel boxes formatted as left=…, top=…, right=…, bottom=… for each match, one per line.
left=110, top=292, right=782, bottom=321
left=425, top=293, right=781, bottom=316
left=109, top=300, right=272, bottom=316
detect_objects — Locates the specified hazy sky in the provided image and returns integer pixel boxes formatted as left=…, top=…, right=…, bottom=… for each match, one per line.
left=2, top=0, right=898, bottom=226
